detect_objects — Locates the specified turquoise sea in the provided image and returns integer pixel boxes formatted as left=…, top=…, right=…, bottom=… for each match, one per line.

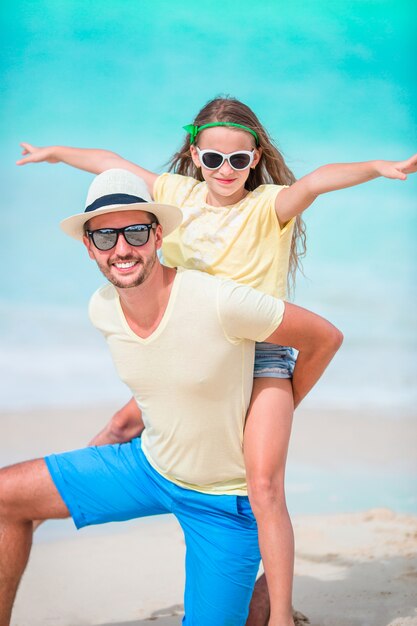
left=1, top=2, right=416, bottom=514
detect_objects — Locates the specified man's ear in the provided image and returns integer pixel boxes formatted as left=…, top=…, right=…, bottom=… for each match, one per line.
left=155, top=224, right=163, bottom=250
left=83, top=233, right=95, bottom=259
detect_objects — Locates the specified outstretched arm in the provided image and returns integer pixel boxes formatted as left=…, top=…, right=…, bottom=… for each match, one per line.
left=16, top=143, right=158, bottom=195
left=265, top=302, right=343, bottom=408
left=275, top=153, right=417, bottom=223
left=88, top=397, right=145, bottom=446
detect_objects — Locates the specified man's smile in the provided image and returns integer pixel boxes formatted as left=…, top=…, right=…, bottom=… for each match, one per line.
left=113, top=260, right=139, bottom=270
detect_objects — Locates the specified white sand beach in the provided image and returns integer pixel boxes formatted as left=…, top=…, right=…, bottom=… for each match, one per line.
left=3, top=405, right=417, bottom=626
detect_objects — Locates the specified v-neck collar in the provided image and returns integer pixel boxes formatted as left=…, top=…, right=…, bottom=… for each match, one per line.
left=115, top=271, right=182, bottom=344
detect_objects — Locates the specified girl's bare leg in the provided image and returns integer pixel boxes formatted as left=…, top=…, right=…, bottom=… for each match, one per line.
left=244, top=377, right=295, bottom=626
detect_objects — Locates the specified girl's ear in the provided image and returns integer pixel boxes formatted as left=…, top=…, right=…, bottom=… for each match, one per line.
left=190, top=145, right=201, bottom=169
left=251, top=146, right=263, bottom=169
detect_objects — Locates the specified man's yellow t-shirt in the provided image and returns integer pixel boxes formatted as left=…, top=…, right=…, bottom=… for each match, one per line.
left=89, top=270, right=284, bottom=495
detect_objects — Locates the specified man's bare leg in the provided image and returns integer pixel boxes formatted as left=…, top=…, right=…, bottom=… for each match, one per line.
left=0, top=459, right=69, bottom=626
left=246, top=573, right=270, bottom=626
left=246, top=576, right=310, bottom=626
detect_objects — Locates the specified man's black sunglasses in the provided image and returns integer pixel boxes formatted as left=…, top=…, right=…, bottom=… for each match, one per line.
left=86, top=223, right=157, bottom=251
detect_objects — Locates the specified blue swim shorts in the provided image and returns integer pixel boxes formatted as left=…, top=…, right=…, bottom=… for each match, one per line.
left=45, top=438, right=261, bottom=626
left=254, top=342, right=296, bottom=378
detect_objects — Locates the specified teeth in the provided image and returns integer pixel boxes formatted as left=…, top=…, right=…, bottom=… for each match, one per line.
left=115, top=262, right=136, bottom=269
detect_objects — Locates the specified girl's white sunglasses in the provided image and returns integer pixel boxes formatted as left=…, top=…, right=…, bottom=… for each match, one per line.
left=196, top=147, right=255, bottom=171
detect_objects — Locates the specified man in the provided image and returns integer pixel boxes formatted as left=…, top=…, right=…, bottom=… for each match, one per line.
left=0, top=169, right=342, bottom=626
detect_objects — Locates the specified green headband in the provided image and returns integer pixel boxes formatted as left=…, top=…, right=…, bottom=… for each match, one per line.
left=183, top=122, right=259, bottom=145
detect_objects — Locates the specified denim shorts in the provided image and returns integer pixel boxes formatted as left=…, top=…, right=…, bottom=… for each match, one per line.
left=253, top=343, right=296, bottom=379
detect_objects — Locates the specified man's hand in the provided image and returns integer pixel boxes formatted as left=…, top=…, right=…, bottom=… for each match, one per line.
left=33, top=399, right=144, bottom=534
left=88, top=397, right=145, bottom=446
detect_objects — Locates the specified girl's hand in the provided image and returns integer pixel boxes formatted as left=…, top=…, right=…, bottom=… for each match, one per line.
left=376, top=153, right=417, bottom=180
left=15, top=143, right=158, bottom=194
left=16, top=143, right=59, bottom=165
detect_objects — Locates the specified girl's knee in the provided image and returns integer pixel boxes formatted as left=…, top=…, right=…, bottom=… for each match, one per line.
left=247, top=473, right=287, bottom=514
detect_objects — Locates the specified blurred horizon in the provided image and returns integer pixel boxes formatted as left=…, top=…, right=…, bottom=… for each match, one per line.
left=1, top=0, right=416, bottom=414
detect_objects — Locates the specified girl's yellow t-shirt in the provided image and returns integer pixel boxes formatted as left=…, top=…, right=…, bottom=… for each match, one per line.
left=154, top=173, right=294, bottom=298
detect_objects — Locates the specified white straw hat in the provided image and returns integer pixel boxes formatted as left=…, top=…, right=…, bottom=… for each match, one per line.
left=60, top=169, right=182, bottom=240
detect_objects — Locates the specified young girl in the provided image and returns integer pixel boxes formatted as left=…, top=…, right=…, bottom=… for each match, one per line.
left=17, top=96, right=417, bottom=626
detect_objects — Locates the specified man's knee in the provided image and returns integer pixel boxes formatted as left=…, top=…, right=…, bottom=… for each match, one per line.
left=0, top=463, right=28, bottom=518
left=0, top=459, right=63, bottom=522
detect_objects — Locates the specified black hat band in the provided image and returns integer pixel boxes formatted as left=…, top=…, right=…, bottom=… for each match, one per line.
left=85, top=193, right=147, bottom=213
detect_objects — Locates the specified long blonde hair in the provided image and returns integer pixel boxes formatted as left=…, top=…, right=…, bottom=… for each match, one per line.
left=168, top=96, right=306, bottom=293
